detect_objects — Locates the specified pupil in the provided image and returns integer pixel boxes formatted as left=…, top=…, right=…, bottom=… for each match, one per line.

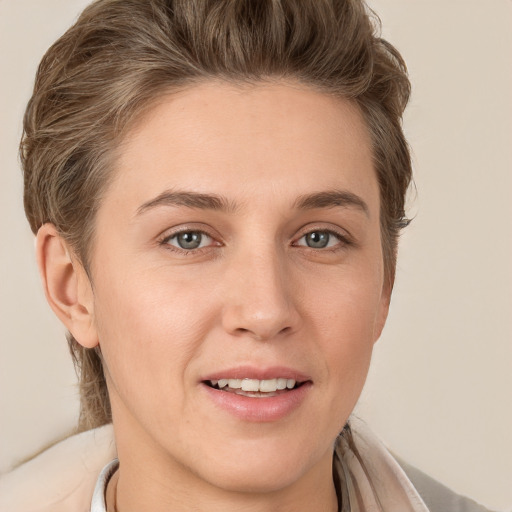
left=306, top=231, right=329, bottom=248
left=178, top=232, right=202, bottom=249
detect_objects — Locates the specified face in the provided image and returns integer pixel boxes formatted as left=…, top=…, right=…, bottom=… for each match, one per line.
left=85, top=82, right=390, bottom=495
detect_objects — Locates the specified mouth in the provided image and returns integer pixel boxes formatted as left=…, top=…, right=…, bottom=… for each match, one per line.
left=204, top=378, right=306, bottom=398
left=201, top=369, right=312, bottom=421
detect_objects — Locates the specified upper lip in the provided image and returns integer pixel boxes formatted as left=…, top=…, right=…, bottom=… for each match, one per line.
left=202, top=365, right=311, bottom=383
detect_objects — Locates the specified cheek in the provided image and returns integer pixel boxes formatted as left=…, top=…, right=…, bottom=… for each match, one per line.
left=91, top=266, right=217, bottom=404
left=308, top=261, right=384, bottom=342
left=303, top=265, right=383, bottom=397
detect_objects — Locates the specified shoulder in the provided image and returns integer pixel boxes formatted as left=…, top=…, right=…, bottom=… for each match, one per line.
left=397, top=457, right=496, bottom=512
left=0, top=424, right=116, bottom=512
left=341, top=417, right=496, bottom=512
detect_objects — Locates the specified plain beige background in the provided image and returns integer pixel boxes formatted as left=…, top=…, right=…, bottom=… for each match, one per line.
left=0, top=0, right=511, bottom=510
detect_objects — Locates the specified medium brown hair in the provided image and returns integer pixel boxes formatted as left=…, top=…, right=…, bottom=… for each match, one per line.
left=21, top=0, right=412, bottom=431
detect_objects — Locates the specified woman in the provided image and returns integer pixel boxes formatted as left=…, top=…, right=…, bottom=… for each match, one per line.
left=0, top=1, right=497, bottom=511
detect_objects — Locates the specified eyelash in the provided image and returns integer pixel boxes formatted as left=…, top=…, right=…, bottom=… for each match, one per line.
left=159, top=229, right=218, bottom=255
left=293, top=228, right=352, bottom=252
left=158, top=227, right=352, bottom=255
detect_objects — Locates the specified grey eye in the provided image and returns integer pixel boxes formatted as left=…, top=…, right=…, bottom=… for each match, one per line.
left=304, top=231, right=331, bottom=248
left=295, top=230, right=342, bottom=249
left=167, top=231, right=211, bottom=250
left=177, top=232, right=202, bottom=249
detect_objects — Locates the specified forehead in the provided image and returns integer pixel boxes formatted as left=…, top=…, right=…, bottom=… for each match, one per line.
left=108, top=80, right=377, bottom=212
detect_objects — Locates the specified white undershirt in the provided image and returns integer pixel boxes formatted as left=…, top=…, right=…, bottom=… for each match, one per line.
left=90, top=459, right=119, bottom=512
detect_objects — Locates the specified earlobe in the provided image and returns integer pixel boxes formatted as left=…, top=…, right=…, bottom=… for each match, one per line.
left=36, top=224, right=98, bottom=348
left=373, top=279, right=393, bottom=344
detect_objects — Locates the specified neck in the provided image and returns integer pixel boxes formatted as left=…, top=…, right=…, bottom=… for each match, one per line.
left=111, top=451, right=338, bottom=512
left=110, top=425, right=338, bottom=512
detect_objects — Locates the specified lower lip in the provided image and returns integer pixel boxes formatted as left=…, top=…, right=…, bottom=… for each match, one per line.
left=201, top=382, right=312, bottom=422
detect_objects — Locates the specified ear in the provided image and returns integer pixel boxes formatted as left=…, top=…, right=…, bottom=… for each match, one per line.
left=36, top=223, right=98, bottom=348
left=372, top=276, right=393, bottom=343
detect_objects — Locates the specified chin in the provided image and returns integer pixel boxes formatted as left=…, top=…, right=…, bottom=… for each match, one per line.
left=186, top=435, right=329, bottom=494
left=198, top=459, right=308, bottom=494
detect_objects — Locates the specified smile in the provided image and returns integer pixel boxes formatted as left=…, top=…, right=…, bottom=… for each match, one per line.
left=207, top=378, right=301, bottom=397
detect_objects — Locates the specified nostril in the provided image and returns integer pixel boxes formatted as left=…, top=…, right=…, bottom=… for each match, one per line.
left=221, top=299, right=300, bottom=341
left=233, top=325, right=292, bottom=341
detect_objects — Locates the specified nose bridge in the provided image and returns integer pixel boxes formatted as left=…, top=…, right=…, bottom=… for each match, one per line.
left=221, top=241, right=299, bottom=340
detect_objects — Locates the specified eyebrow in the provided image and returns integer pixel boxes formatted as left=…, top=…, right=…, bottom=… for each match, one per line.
left=136, top=190, right=238, bottom=215
left=136, top=188, right=369, bottom=217
left=294, top=190, right=369, bottom=216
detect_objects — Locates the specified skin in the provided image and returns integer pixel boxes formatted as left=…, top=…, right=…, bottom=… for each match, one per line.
left=37, top=81, right=391, bottom=512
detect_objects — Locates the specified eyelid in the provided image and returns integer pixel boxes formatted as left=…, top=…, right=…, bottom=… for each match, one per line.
left=157, top=224, right=222, bottom=252
left=156, top=223, right=353, bottom=253
left=292, top=225, right=353, bottom=249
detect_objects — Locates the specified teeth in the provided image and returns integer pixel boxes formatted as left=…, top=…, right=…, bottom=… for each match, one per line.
left=211, top=378, right=297, bottom=392
left=277, top=378, right=287, bottom=390
left=241, top=379, right=260, bottom=392
left=228, top=379, right=242, bottom=389
left=259, top=379, right=277, bottom=392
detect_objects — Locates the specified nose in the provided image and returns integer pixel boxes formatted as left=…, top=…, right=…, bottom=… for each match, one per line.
left=221, top=247, right=301, bottom=341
